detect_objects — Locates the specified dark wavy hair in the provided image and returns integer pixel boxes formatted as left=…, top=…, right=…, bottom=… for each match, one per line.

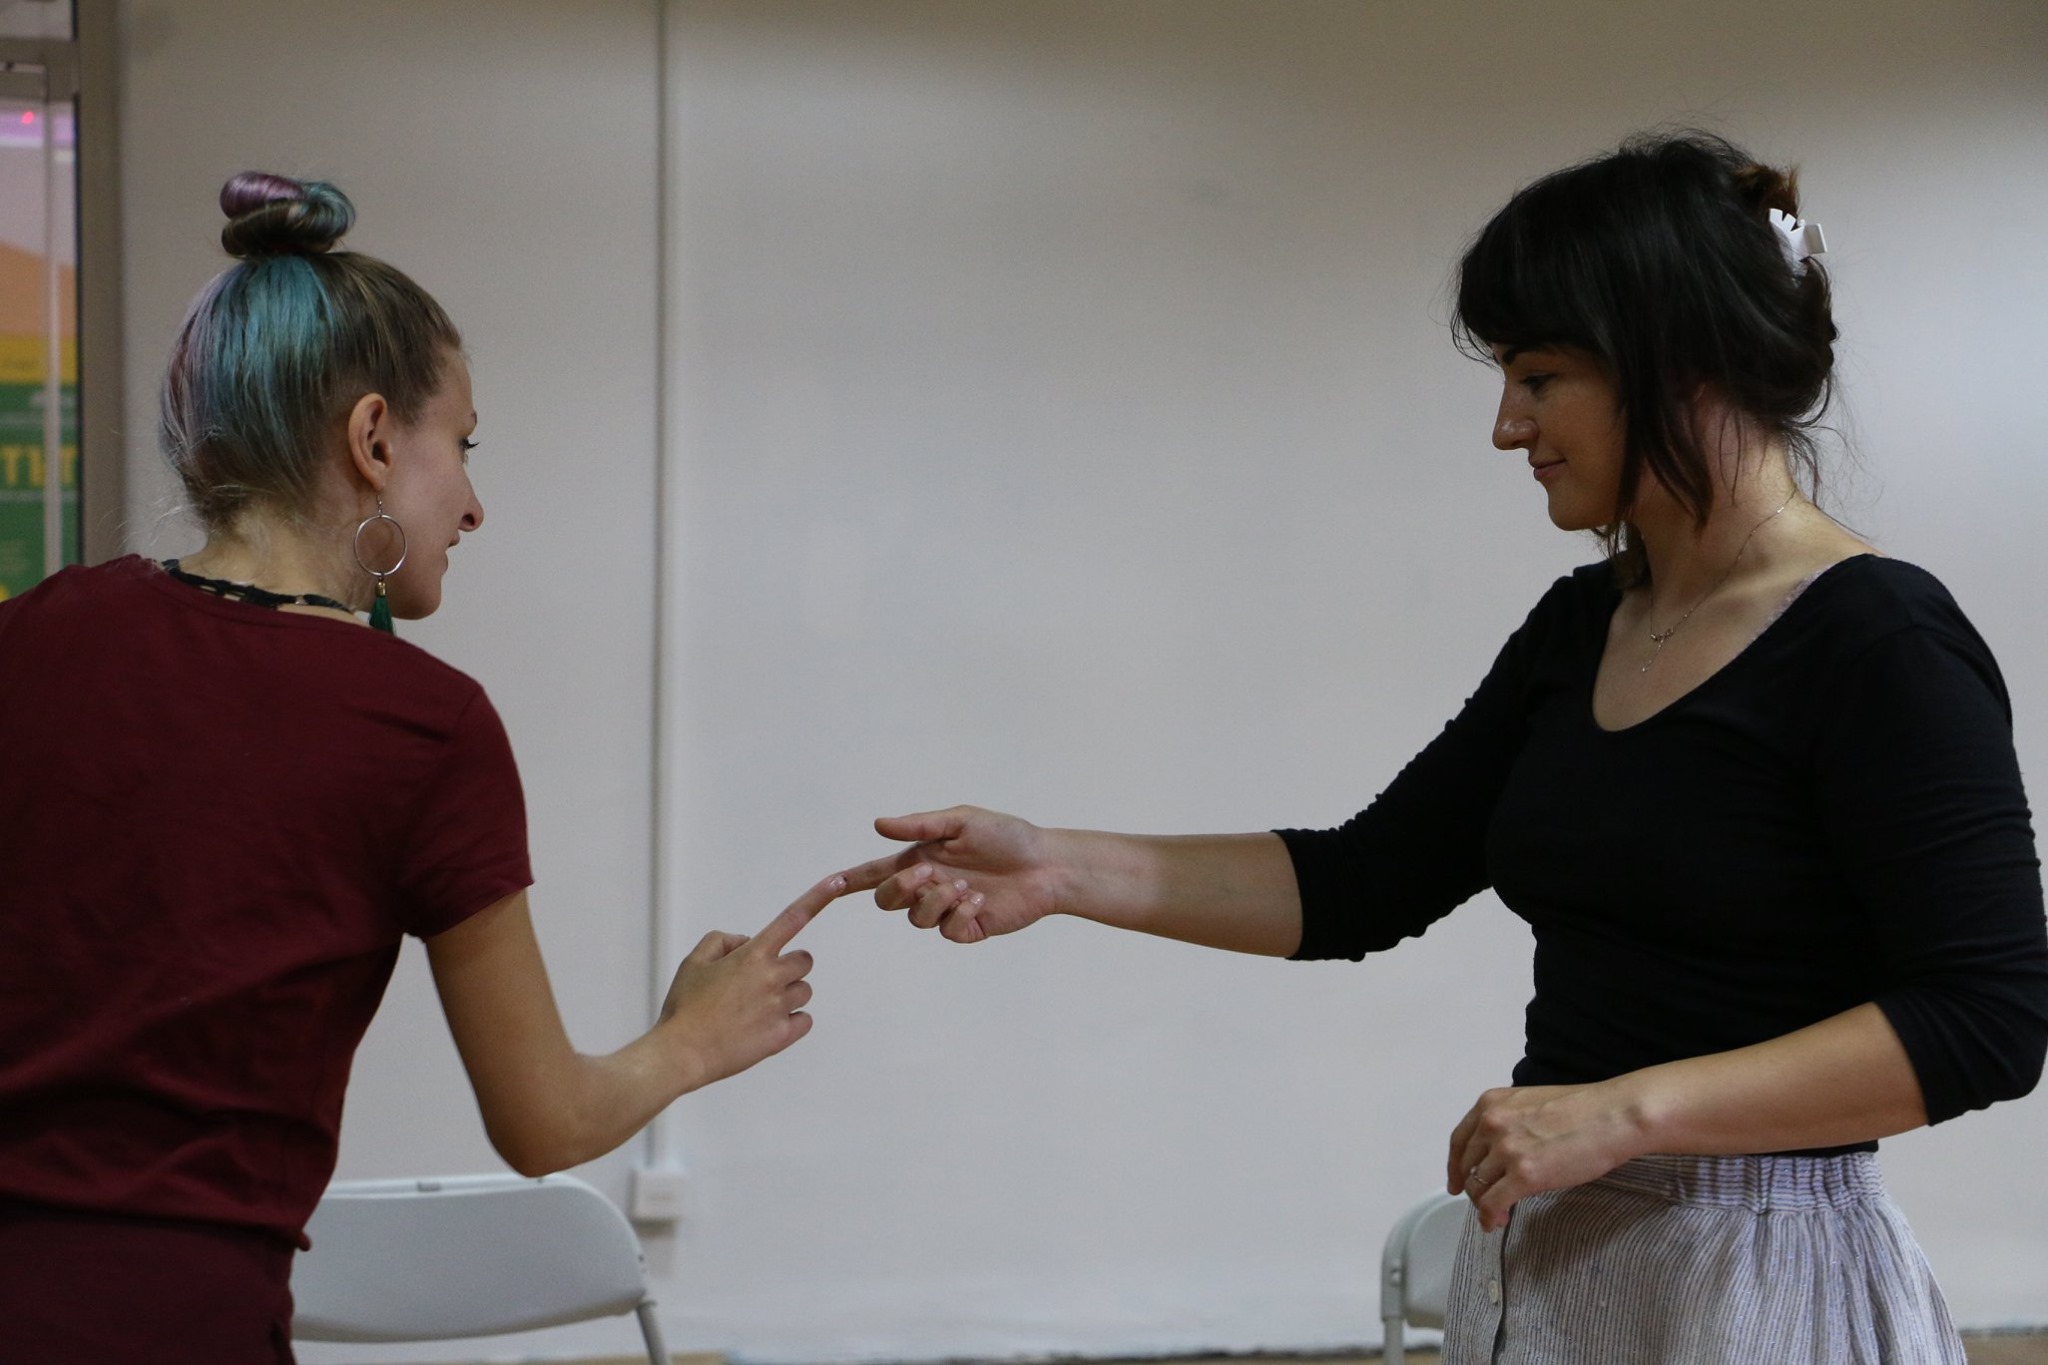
left=1455, top=132, right=1838, bottom=580
left=160, top=172, right=462, bottom=530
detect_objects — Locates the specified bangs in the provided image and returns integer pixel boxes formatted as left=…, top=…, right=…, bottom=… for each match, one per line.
left=1454, top=164, right=1623, bottom=366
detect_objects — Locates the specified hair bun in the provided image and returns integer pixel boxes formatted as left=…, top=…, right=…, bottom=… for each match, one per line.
left=218, top=172, right=355, bottom=259
left=1733, top=161, right=1800, bottom=221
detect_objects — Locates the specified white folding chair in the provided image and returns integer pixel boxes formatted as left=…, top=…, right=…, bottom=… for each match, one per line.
left=291, top=1172, right=669, bottom=1364
left=1380, top=1192, right=1468, bottom=1365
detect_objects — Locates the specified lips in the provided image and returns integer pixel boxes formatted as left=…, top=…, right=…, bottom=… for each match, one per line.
left=1532, top=460, right=1565, bottom=484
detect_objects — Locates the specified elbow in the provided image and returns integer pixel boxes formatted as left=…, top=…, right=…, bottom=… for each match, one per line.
left=1999, top=1028, right=2048, bottom=1104
left=482, top=1110, right=594, bottom=1178
left=489, top=1130, right=584, bottom=1179
left=1913, top=1003, right=2048, bottom=1121
left=1980, top=995, right=2048, bottom=1107
left=1943, top=1044, right=2046, bottom=1120
left=485, top=1124, right=555, bottom=1178
left=494, top=1141, right=562, bottom=1180
left=468, top=1050, right=653, bottom=1176
left=1884, top=970, right=2048, bottom=1120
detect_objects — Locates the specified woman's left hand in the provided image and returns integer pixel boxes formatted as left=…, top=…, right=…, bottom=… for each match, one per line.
left=1446, top=1005, right=1933, bottom=1231
left=1446, top=1082, right=1647, bottom=1232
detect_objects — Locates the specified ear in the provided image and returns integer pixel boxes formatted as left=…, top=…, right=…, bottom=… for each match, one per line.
left=345, top=392, right=395, bottom=494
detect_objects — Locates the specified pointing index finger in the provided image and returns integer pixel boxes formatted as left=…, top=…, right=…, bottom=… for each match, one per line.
left=836, top=853, right=912, bottom=897
left=751, top=873, right=848, bottom=955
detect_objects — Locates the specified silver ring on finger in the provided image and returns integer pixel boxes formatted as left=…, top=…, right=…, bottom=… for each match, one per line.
left=1468, top=1165, right=1490, bottom=1187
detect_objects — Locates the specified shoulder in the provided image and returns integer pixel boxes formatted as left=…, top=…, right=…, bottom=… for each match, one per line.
left=1513, top=557, right=1617, bottom=643
left=6, top=556, right=502, bottom=733
left=1793, top=554, right=2011, bottom=719
left=2, top=554, right=152, bottom=608
left=1563, top=557, right=1621, bottom=605
left=335, top=631, right=505, bottom=754
left=334, top=630, right=509, bottom=756
left=1513, top=557, right=1617, bottom=627
left=0, top=556, right=157, bottom=645
left=364, top=631, right=493, bottom=704
left=1471, top=557, right=1616, bottom=690
left=1799, top=555, right=1991, bottom=656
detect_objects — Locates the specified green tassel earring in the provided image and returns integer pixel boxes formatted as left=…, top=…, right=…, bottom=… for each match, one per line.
left=352, top=497, right=409, bottom=637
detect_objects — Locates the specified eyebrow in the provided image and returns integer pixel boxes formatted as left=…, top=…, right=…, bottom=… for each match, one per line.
left=1496, top=344, right=1569, bottom=369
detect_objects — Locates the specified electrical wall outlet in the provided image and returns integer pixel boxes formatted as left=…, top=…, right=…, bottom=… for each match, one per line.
left=630, top=1166, right=688, bottom=1223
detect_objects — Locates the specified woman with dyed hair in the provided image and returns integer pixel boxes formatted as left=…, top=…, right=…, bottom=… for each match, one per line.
left=0, top=173, right=848, bottom=1360
left=844, top=133, right=2047, bottom=1362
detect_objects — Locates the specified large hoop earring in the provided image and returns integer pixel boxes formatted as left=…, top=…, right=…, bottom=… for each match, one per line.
left=352, top=498, right=409, bottom=635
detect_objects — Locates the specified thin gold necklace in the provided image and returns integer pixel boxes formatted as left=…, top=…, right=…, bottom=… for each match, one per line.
left=1639, top=495, right=1794, bottom=673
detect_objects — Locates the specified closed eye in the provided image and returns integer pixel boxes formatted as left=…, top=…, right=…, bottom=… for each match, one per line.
left=459, top=438, right=478, bottom=463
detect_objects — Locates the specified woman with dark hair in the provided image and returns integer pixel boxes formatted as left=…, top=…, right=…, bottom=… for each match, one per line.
left=0, top=173, right=848, bottom=1362
left=844, top=133, right=2047, bottom=1362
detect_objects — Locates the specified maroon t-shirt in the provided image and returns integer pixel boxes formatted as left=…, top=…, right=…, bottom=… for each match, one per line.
left=0, top=556, right=532, bottom=1246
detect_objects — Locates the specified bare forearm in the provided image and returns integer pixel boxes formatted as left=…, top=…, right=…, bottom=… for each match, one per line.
left=1047, top=828, right=1303, bottom=956
left=1452, top=1001, right=1932, bottom=1231
left=1620, top=1002, right=1928, bottom=1155
left=429, top=891, right=771, bottom=1178
left=431, top=876, right=832, bottom=1176
left=491, top=1025, right=707, bottom=1176
left=859, top=808, right=1303, bottom=952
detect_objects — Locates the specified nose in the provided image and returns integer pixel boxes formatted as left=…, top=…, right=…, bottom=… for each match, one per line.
left=1493, top=390, right=1535, bottom=452
left=461, top=487, right=484, bottom=534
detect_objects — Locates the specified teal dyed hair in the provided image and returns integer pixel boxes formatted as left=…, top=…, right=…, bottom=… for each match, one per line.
left=160, top=172, right=462, bottom=529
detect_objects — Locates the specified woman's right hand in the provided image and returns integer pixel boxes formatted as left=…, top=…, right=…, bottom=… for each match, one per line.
left=842, top=806, right=1060, bottom=943
left=658, top=873, right=844, bottom=1088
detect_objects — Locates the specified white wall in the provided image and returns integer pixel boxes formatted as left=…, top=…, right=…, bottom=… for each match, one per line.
left=113, top=1, right=2047, bottom=1361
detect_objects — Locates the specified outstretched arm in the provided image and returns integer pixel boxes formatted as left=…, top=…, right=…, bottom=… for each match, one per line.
left=425, top=875, right=845, bottom=1176
left=1448, top=1001, right=1927, bottom=1232
left=842, top=805, right=1304, bottom=956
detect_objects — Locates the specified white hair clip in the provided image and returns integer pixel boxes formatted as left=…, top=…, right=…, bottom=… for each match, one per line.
left=1767, top=208, right=1827, bottom=276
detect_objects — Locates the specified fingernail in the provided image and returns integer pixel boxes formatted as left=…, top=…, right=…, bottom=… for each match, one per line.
left=829, top=875, right=846, bottom=890
left=968, top=893, right=985, bottom=910
left=953, top=879, right=969, bottom=892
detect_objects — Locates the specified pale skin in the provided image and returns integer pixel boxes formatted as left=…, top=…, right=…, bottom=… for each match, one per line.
left=428, top=881, right=838, bottom=1175
left=179, top=348, right=853, bottom=1176
left=845, top=344, right=1929, bottom=1232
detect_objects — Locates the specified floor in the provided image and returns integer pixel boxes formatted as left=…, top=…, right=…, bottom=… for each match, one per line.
left=1962, top=1341, right=2048, bottom=1365
left=1060, top=1343, right=2048, bottom=1365
left=570, top=1340, right=2048, bottom=1365
left=1363, top=1339, right=2048, bottom=1364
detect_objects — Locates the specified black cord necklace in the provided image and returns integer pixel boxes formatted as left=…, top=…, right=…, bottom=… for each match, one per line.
left=163, top=559, right=358, bottom=617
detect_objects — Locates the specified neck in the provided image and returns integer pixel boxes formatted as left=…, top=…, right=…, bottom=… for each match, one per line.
left=180, top=514, right=369, bottom=616
left=1629, top=458, right=1801, bottom=613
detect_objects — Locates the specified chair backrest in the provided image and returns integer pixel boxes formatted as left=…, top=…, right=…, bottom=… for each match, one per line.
left=292, top=1173, right=650, bottom=1343
left=1380, top=1191, right=1468, bottom=1361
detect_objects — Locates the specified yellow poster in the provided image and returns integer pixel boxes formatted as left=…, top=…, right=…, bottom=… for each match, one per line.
left=0, top=243, right=78, bottom=601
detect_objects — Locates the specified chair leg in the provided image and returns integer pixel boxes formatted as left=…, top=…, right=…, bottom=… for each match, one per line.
left=637, top=1298, right=671, bottom=1365
left=1384, top=1312, right=1404, bottom=1365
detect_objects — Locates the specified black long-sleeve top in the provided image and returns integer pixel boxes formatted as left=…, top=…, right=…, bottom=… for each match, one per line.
left=1280, top=555, right=2048, bottom=1127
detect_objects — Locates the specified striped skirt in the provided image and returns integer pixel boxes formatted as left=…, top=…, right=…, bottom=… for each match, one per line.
left=1442, top=1152, right=1966, bottom=1364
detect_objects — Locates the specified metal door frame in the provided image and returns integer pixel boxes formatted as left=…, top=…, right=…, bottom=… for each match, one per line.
left=0, top=0, right=121, bottom=571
